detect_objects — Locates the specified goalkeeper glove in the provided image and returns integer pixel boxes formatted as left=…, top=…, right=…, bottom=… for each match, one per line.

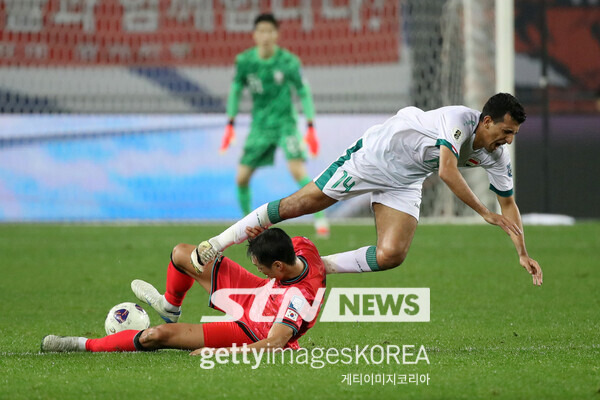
left=304, top=122, right=319, bottom=157
left=220, top=120, right=236, bottom=154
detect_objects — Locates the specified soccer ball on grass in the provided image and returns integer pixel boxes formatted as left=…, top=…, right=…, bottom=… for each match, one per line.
left=104, top=302, right=150, bottom=335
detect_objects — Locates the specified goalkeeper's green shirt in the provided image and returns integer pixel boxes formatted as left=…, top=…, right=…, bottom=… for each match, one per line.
left=226, top=46, right=315, bottom=133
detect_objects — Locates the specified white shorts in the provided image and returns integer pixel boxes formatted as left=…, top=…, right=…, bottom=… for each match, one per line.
left=314, top=139, right=424, bottom=220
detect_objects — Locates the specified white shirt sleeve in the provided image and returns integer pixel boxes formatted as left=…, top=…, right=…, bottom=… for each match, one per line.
left=482, top=147, right=514, bottom=197
left=435, top=110, right=471, bottom=159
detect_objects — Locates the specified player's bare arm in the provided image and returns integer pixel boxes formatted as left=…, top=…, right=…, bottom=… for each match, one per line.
left=190, top=323, right=293, bottom=355
left=497, top=195, right=543, bottom=286
left=278, top=182, right=337, bottom=219
left=241, top=322, right=293, bottom=351
left=438, top=146, right=522, bottom=236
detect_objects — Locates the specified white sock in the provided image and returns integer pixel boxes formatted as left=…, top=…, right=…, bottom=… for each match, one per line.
left=209, top=203, right=272, bottom=251
left=77, top=337, right=88, bottom=351
left=161, top=296, right=181, bottom=312
left=321, top=246, right=380, bottom=274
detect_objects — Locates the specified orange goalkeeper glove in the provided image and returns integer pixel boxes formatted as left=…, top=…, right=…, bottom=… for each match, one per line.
left=304, top=122, right=319, bottom=157
left=220, top=121, right=236, bottom=154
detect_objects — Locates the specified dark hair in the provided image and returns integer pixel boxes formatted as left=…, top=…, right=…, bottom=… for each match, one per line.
left=254, top=13, right=279, bottom=29
left=247, top=228, right=295, bottom=267
left=480, top=93, right=526, bottom=124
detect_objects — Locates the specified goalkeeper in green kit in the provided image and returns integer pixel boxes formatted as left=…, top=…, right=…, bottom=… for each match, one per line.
left=221, top=13, right=330, bottom=238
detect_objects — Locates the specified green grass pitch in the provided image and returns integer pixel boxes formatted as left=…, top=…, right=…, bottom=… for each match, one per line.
left=0, top=222, right=598, bottom=399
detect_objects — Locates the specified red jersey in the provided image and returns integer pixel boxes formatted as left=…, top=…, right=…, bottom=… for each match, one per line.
left=209, top=236, right=326, bottom=349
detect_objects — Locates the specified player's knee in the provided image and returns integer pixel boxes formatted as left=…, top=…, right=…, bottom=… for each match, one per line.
left=236, top=177, right=250, bottom=187
left=139, top=326, right=170, bottom=347
left=236, top=168, right=253, bottom=186
left=171, top=243, right=190, bottom=266
left=289, top=169, right=305, bottom=182
left=376, top=246, right=408, bottom=270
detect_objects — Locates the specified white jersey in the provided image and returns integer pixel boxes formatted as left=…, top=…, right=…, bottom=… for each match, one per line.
left=315, top=105, right=514, bottom=220
left=361, top=105, right=514, bottom=196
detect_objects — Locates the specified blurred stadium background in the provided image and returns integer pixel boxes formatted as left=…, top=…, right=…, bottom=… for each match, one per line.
left=0, top=0, right=598, bottom=222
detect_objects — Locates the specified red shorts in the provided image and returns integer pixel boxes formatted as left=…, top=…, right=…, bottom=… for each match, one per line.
left=202, top=321, right=256, bottom=348
left=208, top=257, right=269, bottom=343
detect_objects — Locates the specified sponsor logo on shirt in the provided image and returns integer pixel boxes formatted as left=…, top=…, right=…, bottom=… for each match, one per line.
left=507, top=163, right=513, bottom=177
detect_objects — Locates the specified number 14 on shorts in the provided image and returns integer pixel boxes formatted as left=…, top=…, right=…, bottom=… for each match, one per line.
left=332, top=170, right=355, bottom=193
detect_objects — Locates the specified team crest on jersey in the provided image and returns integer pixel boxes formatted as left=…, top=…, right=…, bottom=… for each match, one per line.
left=454, top=129, right=462, bottom=141
left=465, top=158, right=480, bottom=167
left=507, top=163, right=513, bottom=177
left=273, top=70, right=284, bottom=84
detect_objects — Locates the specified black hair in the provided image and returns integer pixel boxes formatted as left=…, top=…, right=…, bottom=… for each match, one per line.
left=479, top=93, right=526, bottom=124
left=247, top=228, right=295, bottom=267
left=254, top=13, right=279, bottom=29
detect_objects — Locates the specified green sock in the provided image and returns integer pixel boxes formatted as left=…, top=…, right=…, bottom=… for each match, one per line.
left=298, top=176, right=325, bottom=219
left=267, top=200, right=282, bottom=224
left=237, top=186, right=251, bottom=215
left=365, top=246, right=380, bottom=271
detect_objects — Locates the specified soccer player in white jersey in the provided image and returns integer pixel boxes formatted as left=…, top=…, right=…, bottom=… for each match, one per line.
left=192, top=93, right=542, bottom=286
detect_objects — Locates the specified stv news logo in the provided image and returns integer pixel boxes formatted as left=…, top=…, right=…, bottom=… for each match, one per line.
left=200, top=281, right=429, bottom=323
left=320, top=288, right=430, bottom=322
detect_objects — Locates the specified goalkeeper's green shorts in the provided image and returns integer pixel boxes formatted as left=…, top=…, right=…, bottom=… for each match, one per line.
left=240, top=128, right=307, bottom=168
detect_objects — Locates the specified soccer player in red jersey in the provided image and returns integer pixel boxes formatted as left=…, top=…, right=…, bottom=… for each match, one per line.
left=41, top=228, right=326, bottom=354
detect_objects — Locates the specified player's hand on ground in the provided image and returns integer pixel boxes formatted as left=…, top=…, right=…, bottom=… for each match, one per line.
left=220, top=123, right=236, bottom=154
left=482, top=212, right=522, bottom=236
left=190, top=347, right=215, bottom=356
left=246, top=226, right=266, bottom=239
left=520, top=255, right=543, bottom=286
left=304, top=123, right=319, bottom=157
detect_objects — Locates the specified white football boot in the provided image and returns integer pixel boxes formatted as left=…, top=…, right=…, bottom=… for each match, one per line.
left=130, top=280, right=181, bottom=323
left=41, top=335, right=85, bottom=352
left=190, top=240, right=219, bottom=274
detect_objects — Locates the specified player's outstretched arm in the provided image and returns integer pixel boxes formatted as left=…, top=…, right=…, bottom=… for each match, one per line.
left=497, top=195, right=543, bottom=286
left=238, top=323, right=294, bottom=351
left=438, top=146, right=522, bottom=237
left=189, top=323, right=293, bottom=355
